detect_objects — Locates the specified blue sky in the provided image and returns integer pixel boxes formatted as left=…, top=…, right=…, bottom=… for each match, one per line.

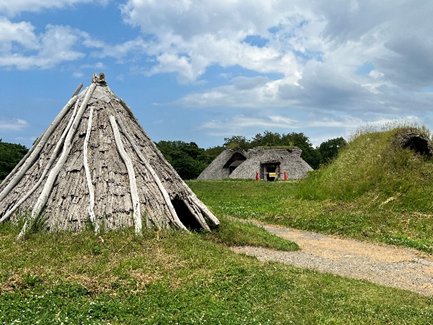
left=1, top=0, right=433, bottom=149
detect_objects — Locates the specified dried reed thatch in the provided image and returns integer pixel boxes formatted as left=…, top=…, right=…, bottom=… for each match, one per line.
left=197, top=147, right=248, bottom=180
left=0, top=73, right=219, bottom=239
left=230, top=148, right=313, bottom=180
left=198, top=147, right=313, bottom=181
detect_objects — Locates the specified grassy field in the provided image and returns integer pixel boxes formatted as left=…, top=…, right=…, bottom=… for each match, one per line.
left=1, top=223, right=432, bottom=324
left=189, top=179, right=433, bottom=254
left=1, top=126, right=433, bottom=323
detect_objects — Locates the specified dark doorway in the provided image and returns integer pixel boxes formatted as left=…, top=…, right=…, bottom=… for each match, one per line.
left=171, top=198, right=202, bottom=231
left=260, top=162, right=280, bottom=181
left=224, top=152, right=247, bottom=175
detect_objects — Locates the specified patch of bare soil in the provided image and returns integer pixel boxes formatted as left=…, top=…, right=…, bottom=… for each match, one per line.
left=232, top=224, right=433, bottom=296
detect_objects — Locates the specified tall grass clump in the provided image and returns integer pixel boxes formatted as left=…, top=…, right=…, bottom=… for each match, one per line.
left=298, top=126, right=433, bottom=211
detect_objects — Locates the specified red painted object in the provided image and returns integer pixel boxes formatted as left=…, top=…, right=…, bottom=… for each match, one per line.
left=284, top=171, right=288, bottom=180
left=255, top=172, right=259, bottom=180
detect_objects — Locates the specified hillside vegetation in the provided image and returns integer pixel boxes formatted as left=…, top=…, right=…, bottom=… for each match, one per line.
left=298, top=126, right=433, bottom=206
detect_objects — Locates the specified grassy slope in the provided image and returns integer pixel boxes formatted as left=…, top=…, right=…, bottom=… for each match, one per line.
left=1, top=225, right=432, bottom=324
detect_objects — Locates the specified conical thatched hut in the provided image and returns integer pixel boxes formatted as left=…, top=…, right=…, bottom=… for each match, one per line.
left=0, top=73, right=219, bottom=239
left=197, top=147, right=248, bottom=180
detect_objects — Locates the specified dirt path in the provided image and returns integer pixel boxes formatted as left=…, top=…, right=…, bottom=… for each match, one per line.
left=231, top=224, right=433, bottom=296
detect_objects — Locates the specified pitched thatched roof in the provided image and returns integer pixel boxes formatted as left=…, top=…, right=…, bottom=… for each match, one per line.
left=197, top=147, right=248, bottom=180
left=0, top=73, right=219, bottom=239
left=198, top=147, right=313, bottom=180
left=230, top=147, right=313, bottom=180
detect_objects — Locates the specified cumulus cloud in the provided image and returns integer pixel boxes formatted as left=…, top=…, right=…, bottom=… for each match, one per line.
left=119, top=0, right=433, bottom=103
left=0, top=19, right=103, bottom=69
left=1, top=0, right=432, bottom=144
left=199, top=112, right=421, bottom=144
left=118, top=0, right=306, bottom=83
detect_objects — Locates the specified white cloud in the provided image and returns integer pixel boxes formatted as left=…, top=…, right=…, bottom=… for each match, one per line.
left=0, top=118, right=29, bottom=131
left=0, top=18, right=38, bottom=51
left=118, top=0, right=307, bottom=83
left=0, top=20, right=101, bottom=69
left=118, top=0, right=433, bottom=114
left=0, top=0, right=109, bottom=17
left=1, top=0, right=433, bottom=147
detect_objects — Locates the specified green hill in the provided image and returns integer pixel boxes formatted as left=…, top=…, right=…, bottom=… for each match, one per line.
left=296, top=126, right=433, bottom=252
left=299, top=126, right=433, bottom=209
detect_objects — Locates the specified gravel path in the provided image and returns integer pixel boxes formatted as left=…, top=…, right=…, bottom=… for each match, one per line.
left=231, top=224, right=433, bottom=296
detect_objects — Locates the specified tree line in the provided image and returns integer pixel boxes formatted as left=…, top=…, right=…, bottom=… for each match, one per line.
left=0, top=132, right=346, bottom=181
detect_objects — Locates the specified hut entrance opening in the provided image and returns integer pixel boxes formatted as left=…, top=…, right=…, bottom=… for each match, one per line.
left=223, top=152, right=247, bottom=175
left=402, top=137, right=432, bottom=156
left=171, top=198, right=202, bottom=231
left=261, top=162, right=280, bottom=181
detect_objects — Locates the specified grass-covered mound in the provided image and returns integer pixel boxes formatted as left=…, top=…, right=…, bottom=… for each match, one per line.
left=295, top=126, right=433, bottom=252
left=298, top=126, right=433, bottom=206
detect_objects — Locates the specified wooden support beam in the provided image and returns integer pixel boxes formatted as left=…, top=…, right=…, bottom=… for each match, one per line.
left=109, top=115, right=142, bottom=236
left=114, top=114, right=187, bottom=231
left=83, top=107, right=99, bottom=233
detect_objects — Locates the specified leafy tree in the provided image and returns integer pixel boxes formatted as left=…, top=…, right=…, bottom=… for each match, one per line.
left=156, top=132, right=347, bottom=178
left=283, top=132, right=321, bottom=169
left=250, top=130, right=282, bottom=147
left=226, top=131, right=321, bottom=169
left=156, top=140, right=209, bottom=180
left=223, top=135, right=249, bottom=149
left=318, top=137, right=347, bottom=164
left=0, top=139, right=28, bottom=180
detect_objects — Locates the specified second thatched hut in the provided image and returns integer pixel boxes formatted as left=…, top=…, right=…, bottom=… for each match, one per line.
left=198, top=147, right=313, bottom=181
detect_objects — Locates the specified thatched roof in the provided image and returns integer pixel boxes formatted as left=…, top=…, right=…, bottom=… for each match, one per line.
left=230, top=147, right=313, bottom=180
left=0, top=73, right=219, bottom=239
left=198, top=147, right=313, bottom=180
left=197, top=147, right=248, bottom=180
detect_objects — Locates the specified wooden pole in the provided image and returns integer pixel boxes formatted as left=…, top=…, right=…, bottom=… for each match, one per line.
left=0, top=98, right=81, bottom=224
left=83, top=107, right=99, bottom=233
left=109, top=115, right=142, bottom=236
left=0, top=94, right=79, bottom=203
left=114, top=114, right=187, bottom=231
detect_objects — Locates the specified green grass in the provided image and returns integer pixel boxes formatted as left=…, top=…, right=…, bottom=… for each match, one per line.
left=202, top=215, right=299, bottom=251
left=1, top=226, right=432, bottom=324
